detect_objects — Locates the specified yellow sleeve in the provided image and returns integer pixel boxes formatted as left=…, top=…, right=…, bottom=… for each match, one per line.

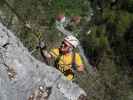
left=75, top=53, right=83, bottom=67
left=49, top=48, right=59, bottom=59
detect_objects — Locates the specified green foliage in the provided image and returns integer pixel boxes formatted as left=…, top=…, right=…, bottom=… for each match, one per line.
left=117, top=11, right=132, bottom=34
left=19, top=32, right=37, bottom=51
left=99, top=36, right=108, bottom=48
left=50, top=0, right=90, bottom=16
left=0, top=0, right=5, bottom=8
left=103, top=8, right=117, bottom=23
left=86, top=25, right=108, bottom=49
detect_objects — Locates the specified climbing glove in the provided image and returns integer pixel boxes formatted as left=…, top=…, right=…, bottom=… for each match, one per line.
left=37, top=41, right=47, bottom=50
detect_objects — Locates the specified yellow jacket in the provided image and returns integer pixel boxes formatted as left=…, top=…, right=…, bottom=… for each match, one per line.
left=50, top=48, right=83, bottom=80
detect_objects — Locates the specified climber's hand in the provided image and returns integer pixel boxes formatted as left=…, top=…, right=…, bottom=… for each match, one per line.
left=37, top=41, right=47, bottom=50
left=77, top=65, right=84, bottom=72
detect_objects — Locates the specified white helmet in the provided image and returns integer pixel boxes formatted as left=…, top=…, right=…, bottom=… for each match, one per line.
left=64, top=35, right=79, bottom=48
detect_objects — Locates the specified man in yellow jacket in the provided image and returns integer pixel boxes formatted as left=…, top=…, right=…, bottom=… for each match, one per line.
left=40, top=35, right=84, bottom=80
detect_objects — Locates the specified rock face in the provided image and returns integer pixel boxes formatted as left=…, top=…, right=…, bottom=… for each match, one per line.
left=0, top=23, right=86, bottom=100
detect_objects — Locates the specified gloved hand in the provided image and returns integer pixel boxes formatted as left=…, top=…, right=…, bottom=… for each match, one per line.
left=37, top=41, right=47, bottom=50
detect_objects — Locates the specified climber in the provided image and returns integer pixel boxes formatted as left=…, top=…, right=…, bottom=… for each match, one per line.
left=39, top=35, right=84, bottom=80
left=55, top=12, right=66, bottom=28
left=56, top=12, right=66, bottom=23
left=55, top=12, right=81, bottom=31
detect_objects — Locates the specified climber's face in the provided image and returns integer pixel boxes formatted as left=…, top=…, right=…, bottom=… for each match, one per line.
left=60, top=41, right=73, bottom=54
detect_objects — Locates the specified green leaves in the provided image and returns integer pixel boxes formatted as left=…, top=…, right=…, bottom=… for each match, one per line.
left=117, top=11, right=132, bottom=34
